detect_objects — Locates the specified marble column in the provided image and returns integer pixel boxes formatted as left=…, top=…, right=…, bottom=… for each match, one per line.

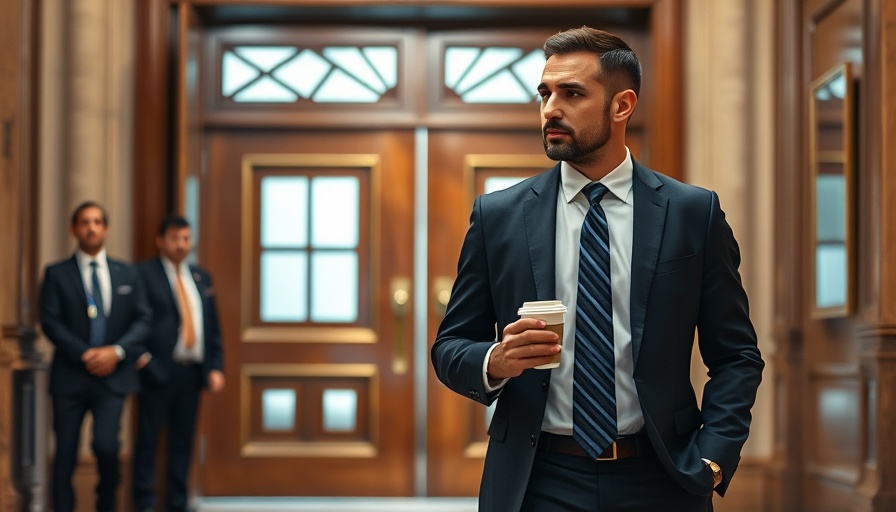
left=684, top=0, right=776, bottom=503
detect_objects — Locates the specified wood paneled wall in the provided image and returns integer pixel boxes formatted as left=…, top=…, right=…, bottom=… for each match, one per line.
left=774, top=0, right=896, bottom=510
left=0, top=0, right=41, bottom=509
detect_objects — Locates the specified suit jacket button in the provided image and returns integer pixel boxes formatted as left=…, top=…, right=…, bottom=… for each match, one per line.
left=530, top=435, right=536, bottom=447
left=541, top=381, right=548, bottom=391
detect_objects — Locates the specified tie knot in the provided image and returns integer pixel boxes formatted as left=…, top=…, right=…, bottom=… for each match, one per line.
left=583, top=182, right=609, bottom=206
left=89, top=260, right=98, bottom=268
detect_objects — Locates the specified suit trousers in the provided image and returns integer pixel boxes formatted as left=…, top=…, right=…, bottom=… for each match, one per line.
left=133, top=362, right=203, bottom=511
left=520, top=447, right=713, bottom=512
left=52, top=380, right=126, bottom=512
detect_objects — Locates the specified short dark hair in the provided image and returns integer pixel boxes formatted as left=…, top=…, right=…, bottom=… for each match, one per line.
left=544, top=26, right=642, bottom=98
left=157, top=214, right=190, bottom=236
left=70, top=201, right=108, bottom=227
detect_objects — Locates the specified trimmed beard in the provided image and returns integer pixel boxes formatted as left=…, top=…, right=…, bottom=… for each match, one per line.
left=542, top=101, right=612, bottom=164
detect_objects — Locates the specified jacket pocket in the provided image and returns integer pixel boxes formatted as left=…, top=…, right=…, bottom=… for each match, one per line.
left=655, top=252, right=699, bottom=276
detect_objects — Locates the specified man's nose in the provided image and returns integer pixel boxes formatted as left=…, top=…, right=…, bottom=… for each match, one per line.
left=542, top=99, right=561, bottom=120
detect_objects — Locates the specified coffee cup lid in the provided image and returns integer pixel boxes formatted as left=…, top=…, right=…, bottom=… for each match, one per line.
left=518, top=300, right=567, bottom=315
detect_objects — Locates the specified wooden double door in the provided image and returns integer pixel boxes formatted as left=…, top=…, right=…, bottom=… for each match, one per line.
left=147, top=3, right=679, bottom=499
left=198, top=128, right=549, bottom=497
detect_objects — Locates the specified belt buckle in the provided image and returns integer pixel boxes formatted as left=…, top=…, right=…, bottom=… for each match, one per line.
left=595, top=442, right=617, bottom=461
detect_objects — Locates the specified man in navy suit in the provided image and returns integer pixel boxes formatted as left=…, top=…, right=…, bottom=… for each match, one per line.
left=432, top=27, right=764, bottom=511
left=132, top=215, right=224, bottom=512
left=39, top=201, right=151, bottom=512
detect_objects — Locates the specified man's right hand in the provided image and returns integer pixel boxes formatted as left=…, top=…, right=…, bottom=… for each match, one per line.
left=487, top=318, right=561, bottom=380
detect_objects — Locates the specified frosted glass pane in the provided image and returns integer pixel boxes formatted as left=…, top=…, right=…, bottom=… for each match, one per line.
left=323, top=47, right=387, bottom=93
left=222, top=51, right=261, bottom=96
left=484, top=176, right=526, bottom=194
left=234, top=76, right=298, bottom=103
left=816, top=244, right=846, bottom=308
left=445, top=47, right=480, bottom=89
left=363, top=47, right=398, bottom=89
left=262, top=389, right=296, bottom=431
left=262, top=177, right=308, bottom=247
left=261, top=251, right=308, bottom=322
left=461, top=70, right=531, bottom=103
left=828, top=73, right=847, bottom=99
left=312, top=69, right=380, bottom=103
left=184, top=176, right=200, bottom=265
left=455, top=48, right=522, bottom=94
left=311, top=252, right=357, bottom=322
left=322, top=389, right=357, bottom=432
left=311, top=177, right=359, bottom=248
left=512, top=50, right=545, bottom=102
left=816, top=174, right=846, bottom=241
left=235, top=46, right=296, bottom=72
left=273, top=49, right=331, bottom=98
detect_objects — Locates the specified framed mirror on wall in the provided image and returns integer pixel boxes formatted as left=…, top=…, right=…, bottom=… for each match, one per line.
left=809, top=62, right=854, bottom=318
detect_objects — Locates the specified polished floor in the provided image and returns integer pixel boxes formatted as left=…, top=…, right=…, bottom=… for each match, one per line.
left=196, top=497, right=478, bottom=512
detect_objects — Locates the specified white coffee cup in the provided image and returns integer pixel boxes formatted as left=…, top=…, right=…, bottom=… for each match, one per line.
left=517, top=300, right=567, bottom=369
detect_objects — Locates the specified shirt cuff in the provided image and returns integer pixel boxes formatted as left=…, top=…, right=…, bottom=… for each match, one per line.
left=113, top=345, right=125, bottom=361
left=482, top=343, right=509, bottom=393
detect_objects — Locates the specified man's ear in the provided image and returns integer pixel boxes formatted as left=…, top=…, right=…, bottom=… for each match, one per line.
left=612, top=89, right=637, bottom=122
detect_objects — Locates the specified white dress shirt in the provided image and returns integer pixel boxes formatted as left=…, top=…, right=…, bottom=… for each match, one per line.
left=161, top=257, right=205, bottom=363
left=76, top=248, right=111, bottom=316
left=484, top=148, right=645, bottom=436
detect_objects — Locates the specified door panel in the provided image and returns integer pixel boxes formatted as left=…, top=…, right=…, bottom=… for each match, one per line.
left=200, top=130, right=415, bottom=496
left=426, top=130, right=551, bottom=496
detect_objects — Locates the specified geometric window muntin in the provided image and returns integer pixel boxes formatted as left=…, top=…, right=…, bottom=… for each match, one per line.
left=222, top=45, right=398, bottom=104
left=444, top=46, right=543, bottom=104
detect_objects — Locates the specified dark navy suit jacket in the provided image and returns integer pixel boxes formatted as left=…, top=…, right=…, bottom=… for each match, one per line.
left=432, top=161, right=764, bottom=512
left=136, top=258, right=223, bottom=388
left=39, top=255, right=151, bottom=395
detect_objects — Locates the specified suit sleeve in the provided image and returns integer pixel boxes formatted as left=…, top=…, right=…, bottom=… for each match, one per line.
left=39, top=266, right=90, bottom=365
left=203, top=270, right=225, bottom=373
left=431, top=197, right=499, bottom=405
left=695, top=191, right=765, bottom=495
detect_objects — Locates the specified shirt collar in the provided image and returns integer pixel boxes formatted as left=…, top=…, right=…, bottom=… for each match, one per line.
left=161, top=255, right=188, bottom=276
left=75, top=248, right=108, bottom=269
left=560, top=147, right=634, bottom=205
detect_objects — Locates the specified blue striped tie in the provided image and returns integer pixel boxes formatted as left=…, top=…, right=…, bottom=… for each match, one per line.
left=89, top=261, right=106, bottom=346
left=573, top=182, right=617, bottom=459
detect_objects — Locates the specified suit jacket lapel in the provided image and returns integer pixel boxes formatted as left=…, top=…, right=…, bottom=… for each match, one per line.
left=63, top=256, right=88, bottom=309
left=189, top=264, right=208, bottom=330
left=108, top=260, right=121, bottom=318
left=156, top=258, right=178, bottom=310
left=630, top=163, right=667, bottom=364
left=524, top=164, right=561, bottom=301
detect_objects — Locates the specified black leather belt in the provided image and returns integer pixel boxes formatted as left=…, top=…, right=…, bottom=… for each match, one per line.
left=538, top=432, right=654, bottom=461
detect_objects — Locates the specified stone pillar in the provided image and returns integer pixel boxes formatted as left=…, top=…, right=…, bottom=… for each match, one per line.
left=684, top=0, right=776, bottom=509
left=62, top=0, right=135, bottom=259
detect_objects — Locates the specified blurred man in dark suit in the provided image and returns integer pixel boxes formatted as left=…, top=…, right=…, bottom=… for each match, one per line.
left=132, top=214, right=225, bottom=512
left=39, top=201, right=151, bottom=512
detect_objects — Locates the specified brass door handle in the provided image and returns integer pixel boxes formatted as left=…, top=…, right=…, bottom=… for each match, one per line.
left=391, top=278, right=410, bottom=374
left=432, top=276, right=453, bottom=319
left=392, top=282, right=410, bottom=317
